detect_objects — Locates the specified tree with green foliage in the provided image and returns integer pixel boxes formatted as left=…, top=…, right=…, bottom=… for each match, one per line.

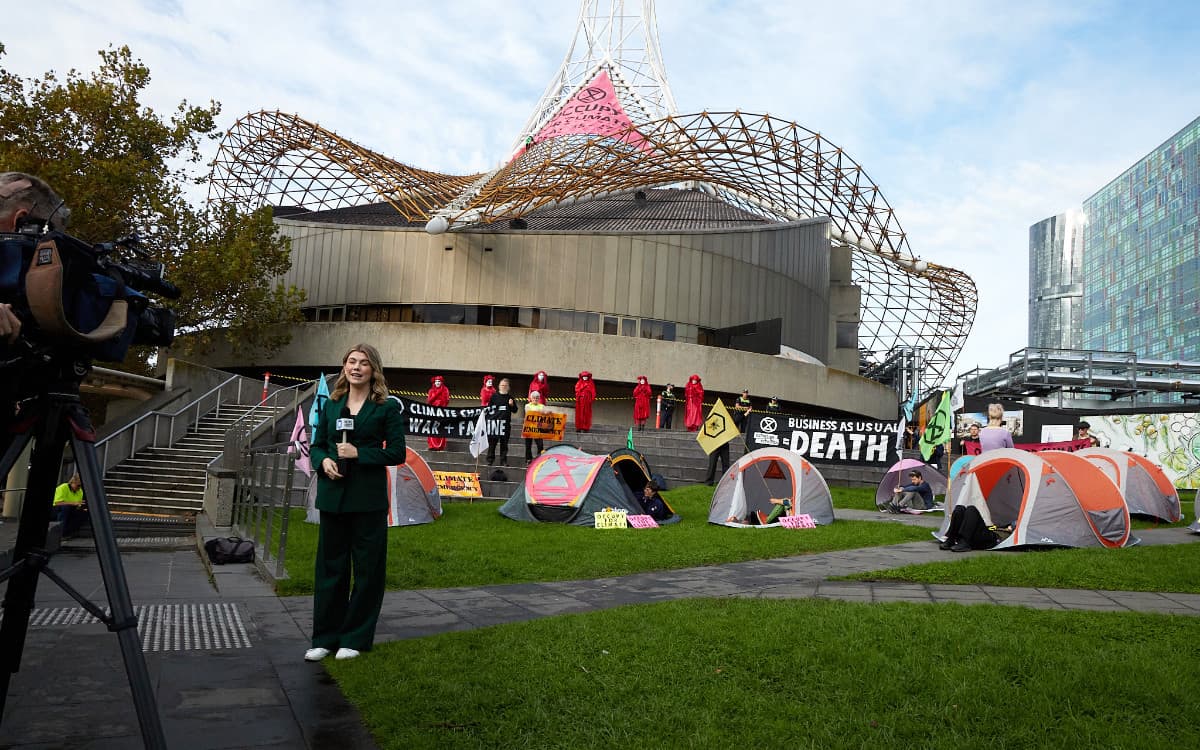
left=0, top=43, right=305, bottom=365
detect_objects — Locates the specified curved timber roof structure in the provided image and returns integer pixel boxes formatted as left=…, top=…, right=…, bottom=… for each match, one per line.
left=208, top=0, right=976, bottom=389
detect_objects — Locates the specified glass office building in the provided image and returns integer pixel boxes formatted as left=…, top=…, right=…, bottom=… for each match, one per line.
left=1081, top=116, right=1200, bottom=361
left=1028, top=209, right=1085, bottom=349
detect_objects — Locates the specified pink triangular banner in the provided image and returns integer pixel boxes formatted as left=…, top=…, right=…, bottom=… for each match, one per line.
left=522, top=70, right=651, bottom=155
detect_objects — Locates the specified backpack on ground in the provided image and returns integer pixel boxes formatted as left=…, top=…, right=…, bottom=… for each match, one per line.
left=204, top=537, right=255, bottom=565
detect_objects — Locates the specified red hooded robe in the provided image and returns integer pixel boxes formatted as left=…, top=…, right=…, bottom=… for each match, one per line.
left=427, top=375, right=450, bottom=450
left=480, top=374, right=497, bottom=405
left=529, top=371, right=550, bottom=402
left=574, top=371, right=596, bottom=431
left=633, top=376, right=652, bottom=423
left=684, top=374, right=704, bottom=431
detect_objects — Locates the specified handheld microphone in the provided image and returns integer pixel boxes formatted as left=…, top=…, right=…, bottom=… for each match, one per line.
left=335, top=405, right=355, bottom=478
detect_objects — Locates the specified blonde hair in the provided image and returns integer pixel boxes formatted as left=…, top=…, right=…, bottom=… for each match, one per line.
left=986, top=403, right=1004, bottom=425
left=330, top=343, right=390, bottom=403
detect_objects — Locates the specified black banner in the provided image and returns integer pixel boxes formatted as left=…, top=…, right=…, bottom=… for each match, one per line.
left=745, top=413, right=898, bottom=467
left=390, top=396, right=510, bottom=439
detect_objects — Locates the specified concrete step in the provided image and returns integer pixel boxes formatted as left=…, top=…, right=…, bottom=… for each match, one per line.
left=112, top=460, right=208, bottom=475
left=107, top=497, right=202, bottom=517
left=104, top=482, right=205, bottom=499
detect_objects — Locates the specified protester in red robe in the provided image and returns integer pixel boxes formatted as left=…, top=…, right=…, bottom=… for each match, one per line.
left=684, top=374, right=705, bottom=432
left=529, top=371, right=550, bottom=403
left=633, top=376, right=652, bottom=431
left=480, top=374, right=497, bottom=405
left=574, top=371, right=596, bottom=432
left=426, top=375, right=450, bottom=450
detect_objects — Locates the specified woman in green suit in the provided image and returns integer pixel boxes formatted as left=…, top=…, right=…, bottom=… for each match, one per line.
left=305, top=344, right=406, bottom=662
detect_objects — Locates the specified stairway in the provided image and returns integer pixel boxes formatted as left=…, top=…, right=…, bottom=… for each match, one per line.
left=103, top=404, right=279, bottom=518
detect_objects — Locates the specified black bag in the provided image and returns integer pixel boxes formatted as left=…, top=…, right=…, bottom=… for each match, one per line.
left=204, top=537, right=255, bottom=565
left=489, top=468, right=509, bottom=482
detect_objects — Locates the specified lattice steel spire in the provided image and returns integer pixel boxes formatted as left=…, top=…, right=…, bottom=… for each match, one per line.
left=512, top=0, right=677, bottom=154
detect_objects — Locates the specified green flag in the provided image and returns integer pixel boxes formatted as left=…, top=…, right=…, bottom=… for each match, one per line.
left=626, top=427, right=635, bottom=450
left=919, top=390, right=952, bottom=460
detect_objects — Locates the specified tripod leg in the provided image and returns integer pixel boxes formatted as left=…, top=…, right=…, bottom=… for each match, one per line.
left=0, top=406, right=66, bottom=722
left=72, top=426, right=167, bottom=749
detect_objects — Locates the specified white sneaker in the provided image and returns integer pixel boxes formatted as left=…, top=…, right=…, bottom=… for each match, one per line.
left=335, top=648, right=360, bottom=660
left=304, top=647, right=330, bottom=662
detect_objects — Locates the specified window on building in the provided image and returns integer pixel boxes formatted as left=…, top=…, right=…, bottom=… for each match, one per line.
left=603, top=316, right=618, bottom=335
left=621, top=318, right=637, bottom=337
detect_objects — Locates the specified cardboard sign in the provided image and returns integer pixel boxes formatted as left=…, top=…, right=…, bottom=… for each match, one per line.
left=433, top=471, right=481, bottom=498
left=627, top=515, right=659, bottom=529
left=522, top=410, right=567, bottom=440
left=594, top=509, right=628, bottom=529
left=779, top=514, right=817, bottom=529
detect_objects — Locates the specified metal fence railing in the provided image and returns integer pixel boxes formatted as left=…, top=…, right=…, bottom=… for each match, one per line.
left=232, top=442, right=303, bottom=581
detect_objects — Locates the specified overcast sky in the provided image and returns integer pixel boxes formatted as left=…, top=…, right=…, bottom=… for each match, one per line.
left=4, top=0, right=1199, bottom=384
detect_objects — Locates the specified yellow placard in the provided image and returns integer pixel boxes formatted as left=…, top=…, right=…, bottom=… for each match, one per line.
left=594, top=509, right=628, bottom=529
left=696, top=398, right=740, bottom=455
left=522, top=409, right=567, bottom=440
left=433, top=471, right=481, bottom=498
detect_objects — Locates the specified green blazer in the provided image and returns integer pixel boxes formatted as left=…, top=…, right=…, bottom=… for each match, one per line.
left=310, top=395, right=406, bottom=513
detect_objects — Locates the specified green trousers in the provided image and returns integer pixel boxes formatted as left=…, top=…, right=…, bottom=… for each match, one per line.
left=312, top=510, right=388, bottom=651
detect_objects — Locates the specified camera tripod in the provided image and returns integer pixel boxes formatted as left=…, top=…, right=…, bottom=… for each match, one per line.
left=0, top=356, right=166, bottom=748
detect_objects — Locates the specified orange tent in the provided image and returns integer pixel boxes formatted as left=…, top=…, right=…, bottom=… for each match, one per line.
left=938, top=448, right=1130, bottom=549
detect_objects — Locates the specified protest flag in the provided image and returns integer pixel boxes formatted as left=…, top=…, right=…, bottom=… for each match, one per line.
left=697, top=398, right=740, bottom=455
left=919, top=390, right=953, bottom=461
left=626, top=427, right=635, bottom=451
left=469, top=409, right=489, bottom=459
left=289, top=407, right=312, bottom=478
left=308, top=373, right=330, bottom=442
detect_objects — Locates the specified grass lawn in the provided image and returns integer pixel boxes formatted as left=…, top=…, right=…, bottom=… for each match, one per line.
left=843, top=537, right=1200, bottom=593
left=328, top=598, right=1200, bottom=749
left=275, top=484, right=930, bottom=596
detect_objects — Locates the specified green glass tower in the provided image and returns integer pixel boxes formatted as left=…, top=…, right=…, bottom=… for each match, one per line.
left=1081, top=116, right=1200, bottom=361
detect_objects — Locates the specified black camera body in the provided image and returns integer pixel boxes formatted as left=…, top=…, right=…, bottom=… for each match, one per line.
left=0, top=227, right=179, bottom=364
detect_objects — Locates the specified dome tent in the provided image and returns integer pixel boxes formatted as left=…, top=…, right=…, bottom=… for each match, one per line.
left=1078, top=447, right=1181, bottom=523
left=708, top=447, right=834, bottom=527
left=937, top=448, right=1131, bottom=549
left=500, top=445, right=678, bottom=526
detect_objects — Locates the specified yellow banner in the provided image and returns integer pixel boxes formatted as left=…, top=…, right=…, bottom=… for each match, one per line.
left=522, top=409, right=567, bottom=440
left=697, top=398, right=740, bottom=455
left=594, top=509, right=629, bottom=529
left=433, top=471, right=481, bottom=498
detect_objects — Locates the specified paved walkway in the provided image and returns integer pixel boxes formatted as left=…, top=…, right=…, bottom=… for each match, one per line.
left=2, top=514, right=1198, bottom=748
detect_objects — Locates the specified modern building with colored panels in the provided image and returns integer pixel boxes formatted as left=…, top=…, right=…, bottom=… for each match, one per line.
left=1028, top=209, right=1085, bottom=350
left=1081, top=116, right=1200, bottom=361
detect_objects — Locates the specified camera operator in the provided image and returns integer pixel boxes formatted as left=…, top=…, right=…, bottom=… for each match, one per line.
left=0, top=172, right=70, bottom=349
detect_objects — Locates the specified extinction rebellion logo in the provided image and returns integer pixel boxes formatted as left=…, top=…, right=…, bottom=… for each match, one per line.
left=759, top=417, right=777, bottom=433
left=578, top=86, right=608, bottom=103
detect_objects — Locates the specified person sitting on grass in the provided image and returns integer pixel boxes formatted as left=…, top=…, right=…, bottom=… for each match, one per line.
left=888, top=470, right=933, bottom=512
left=939, top=505, right=1014, bottom=552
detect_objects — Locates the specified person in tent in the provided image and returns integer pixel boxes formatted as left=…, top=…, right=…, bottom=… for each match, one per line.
left=486, top=378, right=517, bottom=466
left=426, top=375, right=450, bottom=451
left=480, top=374, right=497, bottom=405
left=684, top=374, right=704, bottom=432
left=529, top=370, right=551, bottom=403
left=939, top=505, right=1013, bottom=552
left=639, top=481, right=674, bottom=521
left=575, top=371, right=596, bottom=432
left=633, top=376, right=652, bottom=431
left=979, top=403, right=1014, bottom=452
left=887, top=470, right=934, bottom=512
left=659, top=383, right=677, bottom=429
left=524, top=390, right=546, bottom=464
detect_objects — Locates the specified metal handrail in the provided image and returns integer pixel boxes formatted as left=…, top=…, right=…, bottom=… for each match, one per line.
left=231, top=440, right=302, bottom=580
left=217, top=379, right=316, bottom=473
left=92, top=374, right=247, bottom=476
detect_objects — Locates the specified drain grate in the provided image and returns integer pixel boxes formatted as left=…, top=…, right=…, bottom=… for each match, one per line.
left=11, top=603, right=252, bottom=651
